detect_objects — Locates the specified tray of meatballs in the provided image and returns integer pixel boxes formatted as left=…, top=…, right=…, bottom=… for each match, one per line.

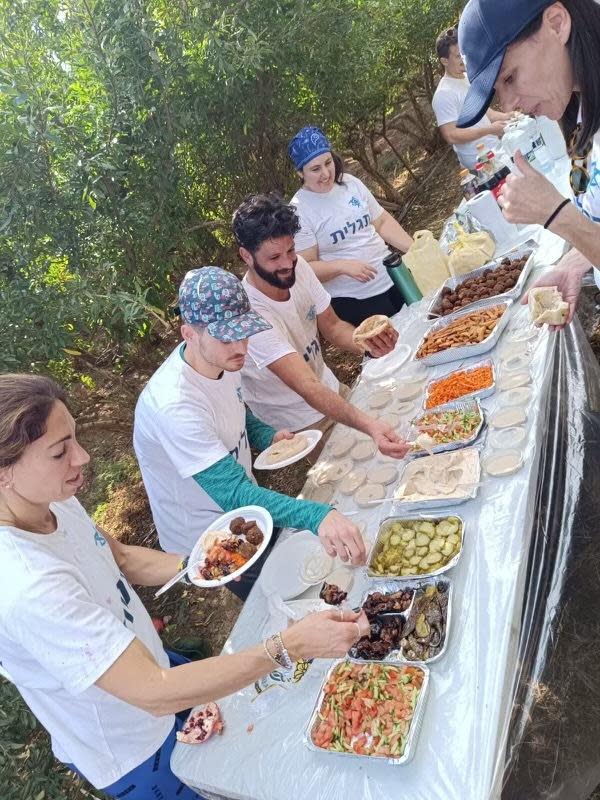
left=427, top=241, right=536, bottom=320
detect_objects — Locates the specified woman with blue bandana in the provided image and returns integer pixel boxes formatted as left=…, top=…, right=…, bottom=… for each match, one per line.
left=288, top=126, right=414, bottom=326
left=457, top=0, right=600, bottom=328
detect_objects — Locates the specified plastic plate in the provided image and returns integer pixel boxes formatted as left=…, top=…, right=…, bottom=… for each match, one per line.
left=259, top=531, right=327, bottom=600
left=188, top=506, right=273, bottom=588
left=254, top=430, right=322, bottom=470
left=362, top=344, right=412, bottom=381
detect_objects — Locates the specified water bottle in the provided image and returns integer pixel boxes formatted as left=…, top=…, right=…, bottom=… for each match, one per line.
left=383, top=251, right=423, bottom=305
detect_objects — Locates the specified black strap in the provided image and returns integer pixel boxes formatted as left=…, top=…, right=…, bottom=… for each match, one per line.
left=543, top=198, right=571, bottom=230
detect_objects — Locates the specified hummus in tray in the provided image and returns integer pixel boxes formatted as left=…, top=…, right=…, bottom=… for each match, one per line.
left=394, top=449, right=480, bottom=504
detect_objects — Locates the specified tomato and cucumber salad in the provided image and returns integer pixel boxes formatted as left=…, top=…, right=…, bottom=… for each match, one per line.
left=311, top=661, right=424, bottom=758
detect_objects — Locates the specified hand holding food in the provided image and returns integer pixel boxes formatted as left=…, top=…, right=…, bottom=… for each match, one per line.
left=353, top=315, right=398, bottom=356
left=528, top=286, right=569, bottom=326
left=317, top=510, right=367, bottom=565
left=283, top=608, right=371, bottom=660
left=368, top=419, right=411, bottom=459
left=497, top=151, right=564, bottom=225
left=522, top=250, right=591, bottom=329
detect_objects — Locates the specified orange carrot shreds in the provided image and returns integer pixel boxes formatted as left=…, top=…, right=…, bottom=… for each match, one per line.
left=425, top=365, right=494, bottom=409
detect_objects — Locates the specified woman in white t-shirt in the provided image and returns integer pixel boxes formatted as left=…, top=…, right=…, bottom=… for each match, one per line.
left=288, top=125, right=414, bottom=326
left=457, top=0, right=600, bottom=327
left=0, top=374, right=369, bottom=798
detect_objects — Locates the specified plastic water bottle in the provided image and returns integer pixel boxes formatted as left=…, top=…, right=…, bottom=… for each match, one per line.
left=537, top=116, right=568, bottom=160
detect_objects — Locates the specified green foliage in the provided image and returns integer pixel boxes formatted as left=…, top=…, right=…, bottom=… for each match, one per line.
left=0, top=0, right=460, bottom=372
left=87, top=453, right=141, bottom=518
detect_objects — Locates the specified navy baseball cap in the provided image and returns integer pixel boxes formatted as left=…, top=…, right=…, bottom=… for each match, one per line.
left=457, top=0, right=551, bottom=128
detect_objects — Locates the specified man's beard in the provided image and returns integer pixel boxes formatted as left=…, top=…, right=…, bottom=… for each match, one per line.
left=253, top=256, right=297, bottom=289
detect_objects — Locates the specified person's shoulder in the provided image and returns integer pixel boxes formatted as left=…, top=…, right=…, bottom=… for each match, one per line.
left=137, top=345, right=187, bottom=413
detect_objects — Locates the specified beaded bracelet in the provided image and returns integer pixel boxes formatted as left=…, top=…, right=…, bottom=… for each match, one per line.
left=263, top=632, right=294, bottom=670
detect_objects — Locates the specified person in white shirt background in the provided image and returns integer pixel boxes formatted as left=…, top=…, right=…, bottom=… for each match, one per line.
left=288, top=126, right=414, bottom=326
left=456, top=0, right=600, bottom=326
left=134, top=266, right=367, bottom=596
left=233, top=193, right=411, bottom=460
left=431, top=25, right=512, bottom=171
left=0, top=373, right=369, bottom=799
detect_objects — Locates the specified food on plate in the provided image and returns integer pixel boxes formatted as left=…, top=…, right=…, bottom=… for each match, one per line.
left=355, top=483, right=385, bottom=508
left=319, top=582, right=348, bottom=605
left=329, top=433, right=356, bottom=459
left=410, top=406, right=482, bottom=450
left=339, top=468, right=367, bottom=495
left=301, top=550, right=334, bottom=584
left=313, top=459, right=353, bottom=485
left=369, top=517, right=462, bottom=577
left=447, top=230, right=495, bottom=276
left=310, top=661, right=424, bottom=758
left=528, top=285, right=569, bottom=325
left=395, top=449, right=480, bottom=504
left=198, top=517, right=262, bottom=580
left=264, top=434, right=309, bottom=464
left=350, top=440, right=377, bottom=462
left=400, top=583, right=449, bottom=661
left=416, top=305, right=505, bottom=359
left=352, top=315, right=395, bottom=352
left=176, top=703, right=224, bottom=744
left=432, top=255, right=527, bottom=317
left=483, top=449, right=524, bottom=477
left=425, top=364, right=494, bottom=409
left=497, top=370, right=531, bottom=391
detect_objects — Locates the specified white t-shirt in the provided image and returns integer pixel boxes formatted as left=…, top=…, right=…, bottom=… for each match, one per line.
left=241, top=256, right=339, bottom=431
left=290, top=173, right=393, bottom=300
left=133, top=345, right=253, bottom=554
left=0, top=497, right=172, bottom=790
left=573, top=126, right=600, bottom=286
left=432, top=75, right=499, bottom=170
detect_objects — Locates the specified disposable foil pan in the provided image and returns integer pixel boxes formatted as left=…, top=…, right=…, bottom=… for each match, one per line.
left=348, top=578, right=452, bottom=666
left=366, top=515, right=465, bottom=581
left=408, top=398, right=485, bottom=457
left=426, top=240, right=537, bottom=320
left=423, top=359, right=496, bottom=411
left=393, top=448, right=482, bottom=510
left=415, top=299, right=513, bottom=368
left=304, top=658, right=430, bottom=765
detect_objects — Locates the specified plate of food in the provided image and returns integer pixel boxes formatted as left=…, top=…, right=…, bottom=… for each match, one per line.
left=188, top=506, right=273, bottom=588
left=254, top=430, right=322, bottom=470
left=423, top=361, right=495, bottom=410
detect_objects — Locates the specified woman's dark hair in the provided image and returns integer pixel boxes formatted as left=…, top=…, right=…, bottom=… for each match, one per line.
left=514, top=0, right=600, bottom=150
left=0, top=374, right=67, bottom=468
left=436, top=26, right=458, bottom=61
left=299, top=150, right=345, bottom=186
left=232, top=193, right=301, bottom=253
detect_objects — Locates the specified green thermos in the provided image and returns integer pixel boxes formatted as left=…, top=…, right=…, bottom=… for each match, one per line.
left=383, top=250, right=423, bottom=305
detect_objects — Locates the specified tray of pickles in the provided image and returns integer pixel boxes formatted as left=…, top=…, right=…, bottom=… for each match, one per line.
left=367, top=516, right=464, bottom=579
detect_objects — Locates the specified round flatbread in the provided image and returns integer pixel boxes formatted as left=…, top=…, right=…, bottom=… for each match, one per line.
left=355, top=483, right=386, bottom=507
left=369, top=390, right=392, bottom=410
left=379, top=412, right=400, bottom=429
left=313, top=459, right=353, bottom=486
left=339, top=468, right=367, bottom=495
left=370, top=464, right=398, bottom=486
left=302, top=482, right=335, bottom=504
left=329, top=433, right=356, bottom=459
left=264, top=434, right=309, bottom=464
left=353, top=315, right=394, bottom=352
left=350, top=440, right=377, bottom=462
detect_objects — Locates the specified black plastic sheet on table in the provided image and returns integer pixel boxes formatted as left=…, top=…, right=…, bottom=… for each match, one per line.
left=499, top=317, right=600, bottom=799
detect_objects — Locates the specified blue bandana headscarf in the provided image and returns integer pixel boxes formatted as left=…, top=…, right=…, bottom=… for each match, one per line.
left=288, top=126, right=332, bottom=171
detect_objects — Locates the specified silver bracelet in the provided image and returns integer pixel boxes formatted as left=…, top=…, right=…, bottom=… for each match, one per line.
left=263, top=638, right=280, bottom=667
left=272, top=632, right=294, bottom=670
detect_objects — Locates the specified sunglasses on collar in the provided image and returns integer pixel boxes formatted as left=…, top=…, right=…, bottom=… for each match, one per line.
left=569, top=124, right=592, bottom=196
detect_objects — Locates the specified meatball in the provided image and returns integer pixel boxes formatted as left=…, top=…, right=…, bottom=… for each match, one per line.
left=238, top=541, right=258, bottom=560
left=245, top=525, right=264, bottom=546
left=229, top=516, right=246, bottom=535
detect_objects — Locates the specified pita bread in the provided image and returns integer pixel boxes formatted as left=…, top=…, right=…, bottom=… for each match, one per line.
left=528, top=286, right=569, bottom=326
left=265, top=434, right=309, bottom=464
left=352, top=315, right=394, bottom=352
left=339, top=468, right=367, bottom=495
left=369, top=390, right=393, bottom=410
left=314, top=459, right=353, bottom=485
left=370, top=464, right=398, bottom=486
left=350, top=440, right=377, bottom=462
left=329, top=433, right=356, bottom=459
left=355, top=483, right=386, bottom=507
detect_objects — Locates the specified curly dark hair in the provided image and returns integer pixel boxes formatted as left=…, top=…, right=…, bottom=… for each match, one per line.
left=436, top=26, right=458, bottom=61
left=232, top=193, right=301, bottom=253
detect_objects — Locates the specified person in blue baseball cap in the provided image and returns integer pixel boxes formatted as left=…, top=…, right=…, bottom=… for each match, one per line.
left=134, top=266, right=367, bottom=600
left=287, top=125, right=413, bottom=326
left=458, top=0, right=600, bottom=328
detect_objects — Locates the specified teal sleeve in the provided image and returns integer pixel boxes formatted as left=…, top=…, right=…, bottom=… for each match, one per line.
left=245, top=407, right=276, bottom=452
left=193, top=455, right=331, bottom=535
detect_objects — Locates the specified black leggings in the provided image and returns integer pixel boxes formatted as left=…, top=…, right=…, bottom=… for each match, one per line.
left=330, top=284, right=404, bottom=326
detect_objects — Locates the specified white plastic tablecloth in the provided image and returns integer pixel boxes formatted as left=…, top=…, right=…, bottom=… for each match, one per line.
left=172, top=166, right=572, bottom=800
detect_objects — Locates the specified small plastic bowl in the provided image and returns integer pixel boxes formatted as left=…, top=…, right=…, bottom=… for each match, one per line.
left=490, top=406, right=528, bottom=429
left=498, top=370, right=531, bottom=391
left=498, top=387, right=532, bottom=408
left=501, top=353, right=531, bottom=373
left=488, top=426, right=528, bottom=450
left=483, top=448, right=524, bottom=477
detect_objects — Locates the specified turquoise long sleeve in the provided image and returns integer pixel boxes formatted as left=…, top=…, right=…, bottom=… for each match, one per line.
left=245, top=407, right=276, bottom=452
left=193, top=455, right=331, bottom=534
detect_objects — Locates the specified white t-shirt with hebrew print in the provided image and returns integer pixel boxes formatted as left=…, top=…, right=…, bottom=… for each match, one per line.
left=241, top=256, right=339, bottom=431
left=290, top=173, right=393, bottom=300
left=134, top=344, right=254, bottom=554
left=0, top=496, right=173, bottom=789
left=573, top=126, right=600, bottom=285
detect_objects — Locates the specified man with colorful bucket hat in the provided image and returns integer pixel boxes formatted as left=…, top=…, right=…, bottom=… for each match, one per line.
left=133, top=267, right=365, bottom=599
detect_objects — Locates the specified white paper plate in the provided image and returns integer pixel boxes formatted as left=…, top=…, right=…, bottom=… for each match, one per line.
left=259, top=531, right=326, bottom=600
left=254, top=430, right=322, bottom=470
left=361, top=343, right=412, bottom=381
left=189, top=506, right=273, bottom=588
left=488, top=426, right=528, bottom=450
left=497, top=387, right=532, bottom=407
